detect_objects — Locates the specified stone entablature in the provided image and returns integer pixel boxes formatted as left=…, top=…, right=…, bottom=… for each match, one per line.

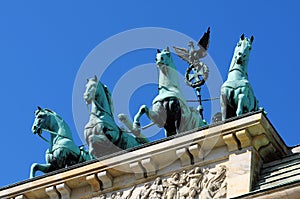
left=0, top=112, right=291, bottom=199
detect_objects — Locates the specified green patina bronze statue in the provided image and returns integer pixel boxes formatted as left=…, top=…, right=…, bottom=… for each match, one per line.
left=30, top=107, right=91, bottom=178
left=84, top=76, right=149, bottom=158
left=221, top=34, right=262, bottom=120
left=119, top=48, right=206, bottom=138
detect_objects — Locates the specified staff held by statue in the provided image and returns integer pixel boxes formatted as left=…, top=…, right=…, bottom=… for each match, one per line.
left=173, top=27, right=210, bottom=120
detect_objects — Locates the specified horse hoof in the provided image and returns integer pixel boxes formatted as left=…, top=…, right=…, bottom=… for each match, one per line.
left=140, top=105, right=148, bottom=113
left=118, top=113, right=127, bottom=122
left=30, top=163, right=38, bottom=178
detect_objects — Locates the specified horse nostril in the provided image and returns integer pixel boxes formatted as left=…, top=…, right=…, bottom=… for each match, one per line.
left=161, top=57, right=164, bottom=60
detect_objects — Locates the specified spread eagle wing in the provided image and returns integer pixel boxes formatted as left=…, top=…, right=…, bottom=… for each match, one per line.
left=173, top=46, right=190, bottom=63
left=196, top=27, right=210, bottom=59
left=198, top=27, right=210, bottom=50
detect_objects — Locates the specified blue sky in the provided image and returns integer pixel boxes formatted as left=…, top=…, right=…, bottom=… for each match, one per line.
left=1, top=1, right=300, bottom=187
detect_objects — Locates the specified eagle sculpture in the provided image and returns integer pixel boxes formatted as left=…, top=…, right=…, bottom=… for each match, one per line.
left=173, top=27, right=210, bottom=68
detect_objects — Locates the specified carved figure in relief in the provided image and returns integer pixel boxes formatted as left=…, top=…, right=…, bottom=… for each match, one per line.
left=200, top=165, right=227, bottom=199
left=179, top=170, right=188, bottom=186
left=165, top=173, right=180, bottom=199
left=108, top=165, right=226, bottom=199
left=111, top=186, right=135, bottom=199
left=162, top=179, right=169, bottom=198
left=149, top=177, right=164, bottom=199
left=137, top=183, right=151, bottom=199
left=187, top=167, right=203, bottom=198
left=178, top=167, right=203, bottom=199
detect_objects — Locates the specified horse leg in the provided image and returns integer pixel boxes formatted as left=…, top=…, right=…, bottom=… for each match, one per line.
left=53, top=148, right=80, bottom=168
left=220, top=93, right=229, bottom=120
left=163, top=99, right=181, bottom=137
left=236, top=93, right=246, bottom=116
left=131, top=105, right=147, bottom=135
left=149, top=102, right=167, bottom=127
left=118, top=113, right=135, bottom=132
left=221, top=88, right=236, bottom=120
left=30, top=163, right=53, bottom=178
left=248, top=87, right=261, bottom=112
left=133, top=104, right=164, bottom=133
left=84, top=128, right=95, bottom=157
left=220, top=85, right=230, bottom=120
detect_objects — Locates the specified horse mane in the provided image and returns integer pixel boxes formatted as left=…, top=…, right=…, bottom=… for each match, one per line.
left=99, top=82, right=114, bottom=116
left=162, top=49, right=175, bottom=66
left=44, top=108, right=63, bottom=120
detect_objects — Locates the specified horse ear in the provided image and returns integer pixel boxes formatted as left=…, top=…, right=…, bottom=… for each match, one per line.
left=240, top=34, right=245, bottom=40
left=250, top=35, right=254, bottom=43
left=166, top=47, right=170, bottom=52
left=157, top=49, right=161, bottom=53
left=94, top=75, right=98, bottom=81
left=87, top=78, right=89, bottom=83
left=37, top=106, right=42, bottom=110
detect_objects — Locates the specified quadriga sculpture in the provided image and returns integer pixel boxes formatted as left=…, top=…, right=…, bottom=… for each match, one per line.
left=84, top=76, right=149, bottom=158
left=221, top=34, right=262, bottom=120
left=119, top=48, right=206, bottom=137
left=30, top=107, right=91, bottom=178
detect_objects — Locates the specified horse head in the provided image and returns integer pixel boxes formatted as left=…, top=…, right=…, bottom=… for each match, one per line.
left=84, top=75, right=98, bottom=105
left=155, top=47, right=181, bottom=93
left=84, top=75, right=114, bottom=117
left=155, top=47, right=174, bottom=71
left=32, top=106, right=53, bottom=136
left=233, top=34, right=254, bottom=67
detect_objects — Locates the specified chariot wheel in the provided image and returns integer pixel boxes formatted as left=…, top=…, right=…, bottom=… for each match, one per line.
left=185, top=62, right=209, bottom=88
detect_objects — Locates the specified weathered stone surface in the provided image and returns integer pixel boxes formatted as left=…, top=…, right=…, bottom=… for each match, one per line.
left=45, top=186, right=59, bottom=199
left=56, top=183, right=71, bottom=199
left=86, top=174, right=101, bottom=192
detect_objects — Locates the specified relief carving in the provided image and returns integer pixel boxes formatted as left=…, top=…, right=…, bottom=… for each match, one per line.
left=149, top=177, right=164, bottom=198
left=111, top=186, right=136, bottom=199
left=168, top=165, right=226, bottom=199
left=90, top=165, right=226, bottom=199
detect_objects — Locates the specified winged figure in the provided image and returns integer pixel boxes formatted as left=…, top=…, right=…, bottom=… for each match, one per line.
left=173, top=27, right=210, bottom=68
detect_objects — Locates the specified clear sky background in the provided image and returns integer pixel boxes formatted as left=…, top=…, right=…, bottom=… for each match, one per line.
left=0, top=1, right=299, bottom=187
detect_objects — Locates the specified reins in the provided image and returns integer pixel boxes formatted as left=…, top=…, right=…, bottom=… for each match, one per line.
left=38, top=128, right=69, bottom=143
